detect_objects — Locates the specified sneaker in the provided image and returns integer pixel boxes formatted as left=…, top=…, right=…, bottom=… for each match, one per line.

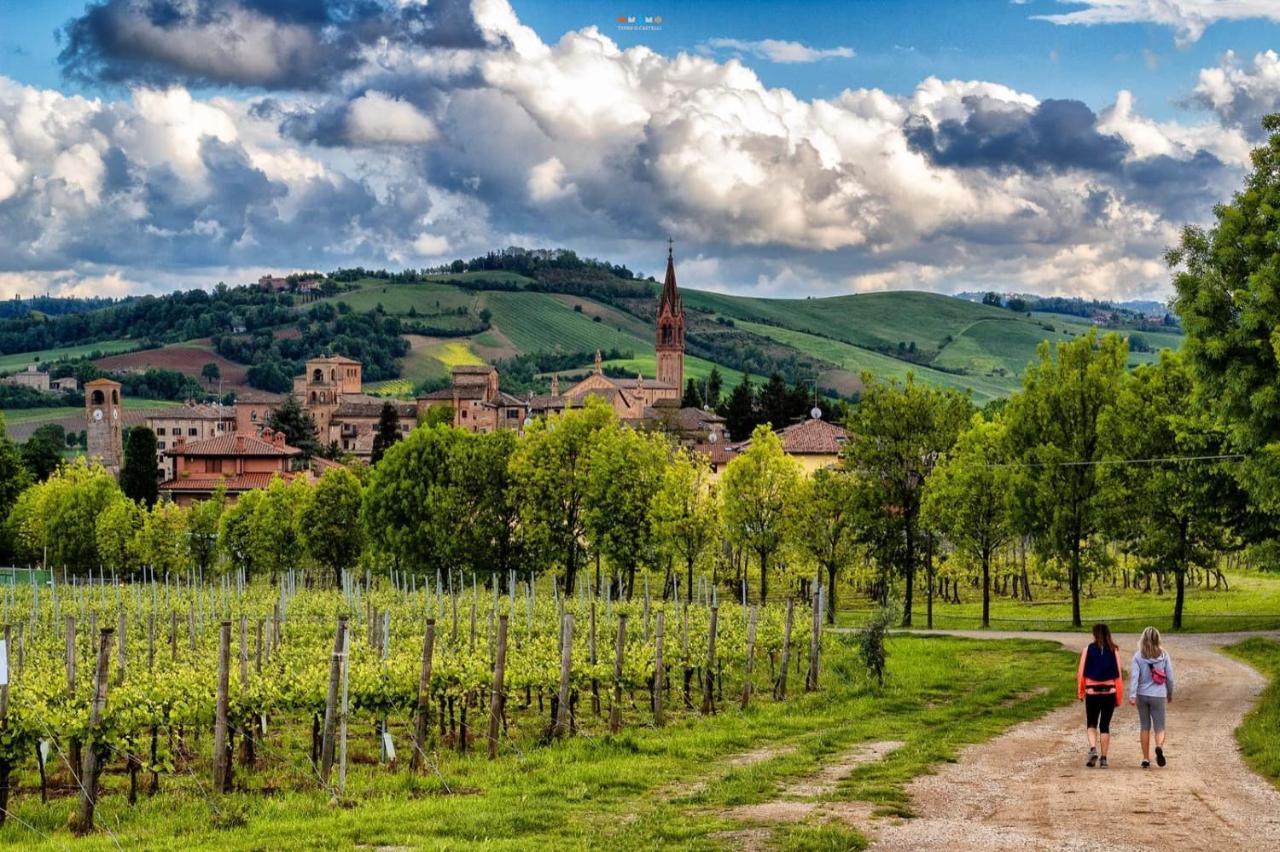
left=1087, top=748, right=1098, bottom=768
left=1099, top=757, right=1109, bottom=768
left=1141, top=760, right=1151, bottom=769
left=1156, top=747, right=1166, bottom=767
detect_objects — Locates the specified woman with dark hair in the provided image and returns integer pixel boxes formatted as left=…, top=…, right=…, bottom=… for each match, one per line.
left=1076, top=623, right=1124, bottom=768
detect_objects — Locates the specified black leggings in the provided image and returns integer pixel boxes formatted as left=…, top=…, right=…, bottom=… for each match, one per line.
left=1085, top=693, right=1116, bottom=734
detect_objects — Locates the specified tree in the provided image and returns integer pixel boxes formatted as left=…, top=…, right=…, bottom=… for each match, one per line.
left=1102, top=352, right=1245, bottom=629
left=721, top=425, right=803, bottom=604
left=21, top=459, right=122, bottom=574
left=219, top=490, right=262, bottom=579
left=21, top=425, right=64, bottom=482
left=136, top=501, right=188, bottom=578
left=302, top=467, right=365, bottom=586
left=362, top=423, right=462, bottom=572
left=651, top=449, right=719, bottom=600
left=510, top=398, right=614, bottom=593
left=584, top=424, right=669, bottom=598
left=187, top=486, right=226, bottom=575
left=843, top=374, right=973, bottom=626
left=1005, top=330, right=1127, bottom=628
left=682, top=378, right=704, bottom=409
left=420, top=403, right=454, bottom=428
left=706, top=367, right=724, bottom=409
left=249, top=476, right=308, bottom=579
left=448, top=429, right=524, bottom=586
left=795, top=468, right=861, bottom=624
left=1171, top=114, right=1280, bottom=513
left=0, top=414, right=31, bottom=560
left=120, top=426, right=159, bottom=507
left=758, top=372, right=793, bottom=428
left=95, top=496, right=143, bottom=573
left=719, top=373, right=757, bottom=441
left=265, top=394, right=319, bottom=457
left=370, top=401, right=402, bottom=465
left=201, top=362, right=221, bottom=387
left=922, top=416, right=1015, bottom=628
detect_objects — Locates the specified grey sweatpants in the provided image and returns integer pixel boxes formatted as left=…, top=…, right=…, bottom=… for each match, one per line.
left=1136, top=695, right=1167, bottom=732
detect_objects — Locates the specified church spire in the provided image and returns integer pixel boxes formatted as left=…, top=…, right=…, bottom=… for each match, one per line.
left=655, top=239, right=685, bottom=391
left=659, top=237, right=681, bottom=316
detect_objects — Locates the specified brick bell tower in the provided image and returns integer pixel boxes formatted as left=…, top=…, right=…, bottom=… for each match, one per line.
left=656, top=239, right=685, bottom=391
left=85, top=377, right=123, bottom=475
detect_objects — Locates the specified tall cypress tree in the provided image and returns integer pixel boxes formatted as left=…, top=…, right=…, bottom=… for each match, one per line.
left=719, top=373, right=757, bottom=441
left=370, top=401, right=402, bottom=465
left=681, top=378, right=704, bottom=409
left=120, top=426, right=159, bottom=507
left=265, top=394, right=320, bottom=458
left=706, top=367, right=724, bottom=408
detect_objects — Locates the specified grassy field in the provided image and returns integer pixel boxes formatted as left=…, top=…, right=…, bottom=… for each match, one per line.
left=480, top=291, right=651, bottom=356
left=1223, top=638, right=1280, bottom=787
left=834, top=570, right=1280, bottom=633
left=0, top=339, right=138, bottom=374
left=0, top=634, right=1074, bottom=850
left=319, top=280, right=480, bottom=315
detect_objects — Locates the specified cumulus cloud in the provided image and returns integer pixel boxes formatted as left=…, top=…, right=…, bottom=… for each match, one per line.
left=0, top=0, right=1254, bottom=301
left=1031, top=0, right=1280, bottom=45
left=1187, top=50, right=1280, bottom=132
left=58, top=0, right=492, bottom=90
left=703, top=38, right=854, bottom=64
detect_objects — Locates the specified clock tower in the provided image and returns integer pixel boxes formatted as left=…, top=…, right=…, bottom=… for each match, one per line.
left=85, top=377, right=123, bottom=475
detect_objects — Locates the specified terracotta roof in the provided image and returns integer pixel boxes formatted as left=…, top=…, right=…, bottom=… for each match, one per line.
left=332, top=394, right=416, bottom=418
left=234, top=389, right=284, bottom=404
left=164, top=431, right=302, bottom=457
left=613, top=377, right=678, bottom=391
left=159, top=472, right=293, bottom=493
left=417, top=386, right=487, bottom=401
left=693, top=440, right=734, bottom=466
left=146, top=402, right=236, bottom=421
left=85, top=377, right=120, bottom=387
left=777, top=418, right=848, bottom=455
left=452, top=365, right=495, bottom=375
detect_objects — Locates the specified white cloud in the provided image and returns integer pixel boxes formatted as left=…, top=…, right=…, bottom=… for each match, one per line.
left=412, top=233, right=451, bottom=256
left=1188, top=50, right=1280, bottom=130
left=1031, top=0, right=1280, bottom=45
left=703, top=38, right=854, bottom=64
left=344, top=91, right=438, bottom=146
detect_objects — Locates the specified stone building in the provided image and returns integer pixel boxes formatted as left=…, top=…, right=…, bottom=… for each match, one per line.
left=158, top=428, right=306, bottom=506
left=329, top=395, right=416, bottom=455
left=293, top=355, right=362, bottom=435
left=145, top=401, right=237, bottom=480
left=416, top=365, right=530, bottom=433
left=234, top=389, right=284, bottom=435
left=5, top=364, right=50, bottom=391
left=85, top=377, right=124, bottom=475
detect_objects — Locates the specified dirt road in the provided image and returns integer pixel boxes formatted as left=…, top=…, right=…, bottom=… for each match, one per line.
left=871, top=631, right=1280, bottom=851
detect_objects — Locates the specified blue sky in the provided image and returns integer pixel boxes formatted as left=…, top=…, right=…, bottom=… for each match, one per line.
left=0, top=0, right=1278, bottom=301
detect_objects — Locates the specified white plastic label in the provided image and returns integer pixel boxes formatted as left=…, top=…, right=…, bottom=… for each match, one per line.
left=382, top=731, right=395, bottom=762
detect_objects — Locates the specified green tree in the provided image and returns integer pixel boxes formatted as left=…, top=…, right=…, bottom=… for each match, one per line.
left=843, top=374, right=973, bottom=626
left=1102, top=352, right=1245, bottom=629
left=136, top=501, right=189, bottom=578
left=448, top=429, right=524, bottom=586
left=201, top=362, right=221, bottom=387
left=187, top=486, right=226, bottom=575
left=21, top=425, right=64, bottom=482
left=249, top=476, right=308, bottom=579
left=584, top=424, right=669, bottom=598
left=510, top=398, right=614, bottom=593
left=362, top=423, right=462, bottom=572
left=922, top=416, right=1015, bottom=628
left=651, top=448, right=720, bottom=600
left=94, top=496, right=143, bottom=573
left=1171, top=114, right=1280, bottom=512
left=219, top=489, right=262, bottom=579
left=1005, top=330, right=1127, bottom=628
left=265, top=394, right=320, bottom=457
left=719, top=372, right=757, bottom=441
left=370, top=401, right=402, bottom=465
left=420, top=403, right=455, bottom=428
left=120, top=426, right=159, bottom=507
left=681, top=378, right=704, bottom=409
left=302, top=467, right=365, bottom=586
left=795, top=467, right=861, bottom=624
left=706, top=367, right=724, bottom=409
left=31, top=459, right=122, bottom=574
left=0, top=414, right=31, bottom=560
left=720, top=425, right=803, bottom=604
left=758, top=372, right=793, bottom=428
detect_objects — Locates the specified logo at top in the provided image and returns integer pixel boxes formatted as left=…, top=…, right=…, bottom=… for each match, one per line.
left=616, top=14, right=663, bottom=29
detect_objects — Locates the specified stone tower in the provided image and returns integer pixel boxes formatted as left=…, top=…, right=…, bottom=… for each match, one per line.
left=656, top=241, right=685, bottom=391
left=85, top=377, right=123, bottom=475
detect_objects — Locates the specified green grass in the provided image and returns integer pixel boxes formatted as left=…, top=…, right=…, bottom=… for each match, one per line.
left=0, top=398, right=175, bottom=425
left=481, top=291, right=651, bottom=355
left=600, top=353, right=755, bottom=389
left=317, top=280, right=480, bottom=315
left=932, top=317, right=1076, bottom=378
left=1222, top=638, right=1280, bottom=787
left=0, top=339, right=138, bottom=373
left=734, top=319, right=1014, bottom=403
left=834, top=569, right=1280, bottom=633
left=1, top=635, right=1074, bottom=850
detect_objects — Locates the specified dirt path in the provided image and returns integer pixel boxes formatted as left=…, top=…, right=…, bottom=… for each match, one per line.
left=871, top=631, right=1280, bottom=851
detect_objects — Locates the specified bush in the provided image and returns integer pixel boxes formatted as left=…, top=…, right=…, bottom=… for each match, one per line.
left=858, top=606, right=895, bottom=687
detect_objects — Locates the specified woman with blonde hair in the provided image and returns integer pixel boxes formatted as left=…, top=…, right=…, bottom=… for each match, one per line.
left=1130, top=626, right=1175, bottom=768
left=1077, top=623, right=1123, bottom=768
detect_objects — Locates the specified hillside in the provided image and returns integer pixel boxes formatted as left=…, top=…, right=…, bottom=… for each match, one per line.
left=0, top=263, right=1184, bottom=435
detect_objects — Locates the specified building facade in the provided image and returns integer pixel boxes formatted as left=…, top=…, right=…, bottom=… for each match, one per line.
left=234, top=389, right=285, bottom=435
left=158, top=428, right=305, bottom=506
left=145, top=401, right=237, bottom=481
left=293, top=355, right=363, bottom=435
left=417, top=365, right=530, bottom=433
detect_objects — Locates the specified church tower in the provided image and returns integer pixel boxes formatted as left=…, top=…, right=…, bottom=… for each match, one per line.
left=656, top=241, right=685, bottom=391
left=85, top=377, right=123, bottom=475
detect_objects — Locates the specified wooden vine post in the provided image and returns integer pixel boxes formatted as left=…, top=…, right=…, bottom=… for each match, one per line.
left=72, top=627, right=113, bottom=836
left=652, top=611, right=665, bottom=727
left=488, top=615, right=508, bottom=759
left=740, top=605, right=757, bottom=710
left=553, top=612, right=574, bottom=738
left=411, top=618, right=435, bottom=771
left=212, top=621, right=231, bottom=793
left=702, top=606, right=718, bottom=714
left=806, top=589, right=822, bottom=692
left=608, top=614, right=627, bottom=733
left=776, top=598, right=794, bottom=699
left=320, top=615, right=347, bottom=784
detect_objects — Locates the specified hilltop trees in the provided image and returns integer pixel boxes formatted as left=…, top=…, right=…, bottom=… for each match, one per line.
left=721, top=425, right=803, bottom=604
left=843, top=375, right=972, bottom=626
left=1005, top=330, right=1127, bottom=628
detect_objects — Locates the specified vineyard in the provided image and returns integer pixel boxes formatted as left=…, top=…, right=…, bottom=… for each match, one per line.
left=0, top=569, right=826, bottom=840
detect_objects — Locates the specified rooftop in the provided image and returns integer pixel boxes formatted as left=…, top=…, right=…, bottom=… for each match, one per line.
left=164, top=429, right=302, bottom=457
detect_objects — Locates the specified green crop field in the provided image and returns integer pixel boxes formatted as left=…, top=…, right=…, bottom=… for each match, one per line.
left=931, top=317, right=1077, bottom=378
left=480, top=291, right=652, bottom=356
left=599, top=353, right=754, bottom=389
left=0, top=339, right=138, bottom=374
left=318, top=280, right=479, bottom=315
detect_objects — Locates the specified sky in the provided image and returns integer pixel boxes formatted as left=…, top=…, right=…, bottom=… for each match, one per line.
left=0, top=0, right=1278, bottom=303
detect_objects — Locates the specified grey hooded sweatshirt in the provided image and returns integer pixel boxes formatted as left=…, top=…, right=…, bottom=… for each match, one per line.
left=1130, top=651, right=1174, bottom=700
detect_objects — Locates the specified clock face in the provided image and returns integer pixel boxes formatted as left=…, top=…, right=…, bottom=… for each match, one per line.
left=92, top=409, right=103, bottom=421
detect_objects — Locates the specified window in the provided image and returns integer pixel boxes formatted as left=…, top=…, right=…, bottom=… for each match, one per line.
left=205, top=459, right=223, bottom=474
left=158, top=441, right=166, bottom=449
left=156, top=427, right=166, bottom=435
left=312, top=368, right=322, bottom=382
left=461, top=410, right=468, bottom=419
left=188, top=427, right=198, bottom=436
left=251, top=411, right=258, bottom=422
left=506, top=409, right=519, bottom=419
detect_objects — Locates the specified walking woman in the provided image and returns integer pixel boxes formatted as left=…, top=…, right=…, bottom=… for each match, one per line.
left=1077, top=623, right=1124, bottom=768
left=1130, top=626, right=1174, bottom=769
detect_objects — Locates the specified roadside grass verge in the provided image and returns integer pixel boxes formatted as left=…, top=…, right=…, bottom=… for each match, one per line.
left=0, top=635, right=1072, bottom=850
left=1223, top=637, right=1280, bottom=787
